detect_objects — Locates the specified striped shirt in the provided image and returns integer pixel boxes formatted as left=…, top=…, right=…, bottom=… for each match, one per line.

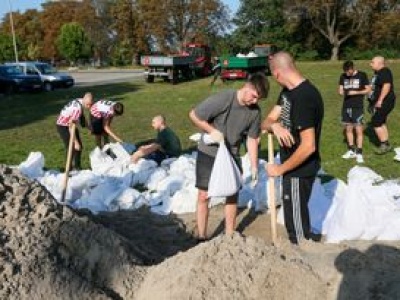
left=90, top=100, right=115, bottom=119
left=56, top=99, right=83, bottom=126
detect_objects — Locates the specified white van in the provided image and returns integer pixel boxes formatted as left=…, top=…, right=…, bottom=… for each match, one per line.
left=6, top=62, right=74, bottom=91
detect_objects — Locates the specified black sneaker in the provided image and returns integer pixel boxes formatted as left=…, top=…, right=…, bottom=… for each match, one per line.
left=374, top=144, right=393, bottom=155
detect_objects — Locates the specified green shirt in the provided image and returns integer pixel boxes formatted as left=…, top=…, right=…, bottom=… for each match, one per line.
left=156, top=127, right=181, bottom=157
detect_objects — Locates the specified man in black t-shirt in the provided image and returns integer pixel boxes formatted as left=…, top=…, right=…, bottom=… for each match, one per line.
left=369, top=56, right=396, bottom=154
left=131, top=115, right=181, bottom=164
left=338, top=61, right=370, bottom=163
left=262, top=52, right=324, bottom=244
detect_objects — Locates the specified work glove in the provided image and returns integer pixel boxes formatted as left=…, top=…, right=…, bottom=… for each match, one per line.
left=210, top=129, right=224, bottom=143
left=251, top=168, right=258, bottom=188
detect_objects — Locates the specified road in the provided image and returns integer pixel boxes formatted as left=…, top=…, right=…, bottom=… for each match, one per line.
left=68, top=69, right=144, bottom=87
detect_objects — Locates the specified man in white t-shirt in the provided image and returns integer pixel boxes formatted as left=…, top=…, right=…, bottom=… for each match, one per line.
left=56, top=92, right=93, bottom=170
left=90, top=100, right=124, bottom=148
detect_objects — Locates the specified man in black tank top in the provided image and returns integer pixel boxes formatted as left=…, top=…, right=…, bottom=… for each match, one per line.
left=262, top=51, right=324, bottom=244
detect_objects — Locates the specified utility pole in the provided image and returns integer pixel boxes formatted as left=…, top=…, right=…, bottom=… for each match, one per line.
left=8, top=0, right=19, bottom=63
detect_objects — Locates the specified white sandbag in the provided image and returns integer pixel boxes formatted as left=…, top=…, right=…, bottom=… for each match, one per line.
left=208, top=142, right=242, bottom=198
left=90, top=147, right=115, bottom=174
left=147, top=191, right=168, bottom=207
left=145, top=168, right=168, bottom=191
left=113, top=188, right=142, bottom=210
left=238, top=186, right=255, bottom=209
left=78, top=177, right=124, bottom=208
left=103, top=142, right=131, bottom=164
left=157, top=175, right=185, bottom=196
left=18, top=152, right=44, bottom=178
left=132, top=169, right=155, bottom=186
left=72, top=198, right=107, bottom=214
left=157, top=185, right=198, bottom=214
left=189, top=133, right=202, bottom=143
left=394, top=147, right=400, bottom=162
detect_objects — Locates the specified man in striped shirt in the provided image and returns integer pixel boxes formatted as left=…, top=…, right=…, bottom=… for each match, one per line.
left=90, top=100, right=124, bottom=148
left=56, top=92, right=93, bottom=171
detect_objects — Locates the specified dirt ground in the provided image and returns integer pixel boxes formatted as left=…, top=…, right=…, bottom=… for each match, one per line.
left=2, top=164, right=400, bottom=300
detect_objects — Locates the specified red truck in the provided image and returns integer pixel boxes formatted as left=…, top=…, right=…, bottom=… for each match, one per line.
left=140, top=43, right=212, bottom=84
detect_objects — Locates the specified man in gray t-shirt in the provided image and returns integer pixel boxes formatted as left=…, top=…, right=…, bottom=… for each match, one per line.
left=189, top=73, right=269, bottom=241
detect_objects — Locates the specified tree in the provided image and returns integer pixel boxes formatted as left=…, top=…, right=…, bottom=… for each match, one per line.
left=57, top=22, right=92, bottom=65
left=136, top=0, right=229, bottom=53
left=0, top=9, right=43, bottom=61
left=0, top=34, right=16, bottom=63
left=292, top=0, right=378, bottom=60
left=232, top=0, right=288, bottom=52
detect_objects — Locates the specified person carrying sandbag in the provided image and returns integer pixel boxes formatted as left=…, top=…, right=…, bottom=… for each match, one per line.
left=189, top=72, right=269, bottom=242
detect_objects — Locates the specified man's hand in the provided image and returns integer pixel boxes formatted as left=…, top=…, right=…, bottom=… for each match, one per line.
left=265, top=164, right=283, bottom=177
left=210, top=129, right=224, bottom=143
left=251, top=168, right=258, bottom=188
left=271, top=123, right=294, bottom=148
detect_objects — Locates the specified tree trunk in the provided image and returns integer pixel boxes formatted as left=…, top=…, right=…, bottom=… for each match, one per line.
left=330, top=45, right=339, bottom=61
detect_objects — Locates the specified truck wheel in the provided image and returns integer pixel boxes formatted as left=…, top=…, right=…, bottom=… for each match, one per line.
left=146, top=75, right=154, bottom=83
left=44, top=82, right=53, bottom=92
left=171, top=71, right=179, bottom=85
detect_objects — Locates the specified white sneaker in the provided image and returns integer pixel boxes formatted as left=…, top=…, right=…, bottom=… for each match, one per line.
left=342, top=150, right=356, bottom=159
left=356, top=154, right=364, bottom=163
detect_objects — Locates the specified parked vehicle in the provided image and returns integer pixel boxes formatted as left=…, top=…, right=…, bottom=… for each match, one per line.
left=0, top=74, right=15, bottom=95
left=220, top=44, right=278, bottom=81
left=0, top=65, right=43, bottom=94
left=140, top=43, right=212, bottom=84
left=5, top=62, right=74, bottom=91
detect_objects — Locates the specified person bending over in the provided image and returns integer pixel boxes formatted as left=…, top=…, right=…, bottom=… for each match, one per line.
left=90, top=99, right=124, bottom=148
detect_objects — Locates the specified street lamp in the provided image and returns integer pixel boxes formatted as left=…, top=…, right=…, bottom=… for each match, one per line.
left=8, top=0, right=19, bottom=62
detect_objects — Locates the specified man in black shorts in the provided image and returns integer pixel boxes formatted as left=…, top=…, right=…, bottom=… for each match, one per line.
left=369, top=56, right=396, bottom=154
left=262, top=52, right=324, bottom=244
left=338, top=61, right=370, bottom=163
left=189, top=72, right=269, bottom=241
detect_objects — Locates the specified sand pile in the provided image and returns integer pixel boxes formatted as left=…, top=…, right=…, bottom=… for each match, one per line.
left=3, top=163, right=400, bottom=300
left=136, top=233, right=328, bottom=300
left=0, top=165, right=145, bottom=300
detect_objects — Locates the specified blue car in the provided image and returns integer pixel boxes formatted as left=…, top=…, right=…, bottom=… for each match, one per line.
left=0, top=65, right=43, bottom=94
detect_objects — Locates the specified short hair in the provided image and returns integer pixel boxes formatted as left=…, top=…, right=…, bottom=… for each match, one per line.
left=113, top=102, right=124, bottom=116
left=247, top=72, right=269, bottom=99
left=343, top=60, right=354, bottom=71
left=153, top=114, right=165, bottom=124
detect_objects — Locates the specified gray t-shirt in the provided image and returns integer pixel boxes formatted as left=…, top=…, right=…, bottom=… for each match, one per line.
left=194, top=89, right=261, bottom=157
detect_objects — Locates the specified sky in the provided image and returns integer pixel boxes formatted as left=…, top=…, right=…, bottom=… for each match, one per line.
left=0, top=0, right=240, bottom=20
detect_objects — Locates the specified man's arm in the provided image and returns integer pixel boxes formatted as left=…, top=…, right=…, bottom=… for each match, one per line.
left=266, top=127, right=316, bottom=177
left=347, top=85, right=371, bottom=96
left=189, top=109, right=215, bottom=133
left=131, top=143, right=160, bottom=163
left=103, top=118, right=123, bottom=143
left=246, top=136, right=259, bottom=171
left=338, top=85, right=345, bottom=96
left=261, top=105, right=294, bottom=147
left=375, top=83, right=391, bottom=108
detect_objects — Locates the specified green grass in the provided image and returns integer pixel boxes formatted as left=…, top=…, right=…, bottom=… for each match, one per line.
left=0, top=60, right=399, bottom=181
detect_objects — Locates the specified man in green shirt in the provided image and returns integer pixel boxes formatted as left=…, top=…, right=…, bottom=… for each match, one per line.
left=131, top=115, right=181, bottom=164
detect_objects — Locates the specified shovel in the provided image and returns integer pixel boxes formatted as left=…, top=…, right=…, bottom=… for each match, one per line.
left=61, top=122, right=76, bottom=203
left=268, top=133, right=278, bottom=244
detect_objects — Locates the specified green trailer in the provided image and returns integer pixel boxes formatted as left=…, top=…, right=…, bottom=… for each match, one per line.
left=219, top=44, right=277, bottom=80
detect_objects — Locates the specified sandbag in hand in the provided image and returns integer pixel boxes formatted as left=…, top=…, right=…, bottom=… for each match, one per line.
left=210, top=129, right=224, bottom=143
